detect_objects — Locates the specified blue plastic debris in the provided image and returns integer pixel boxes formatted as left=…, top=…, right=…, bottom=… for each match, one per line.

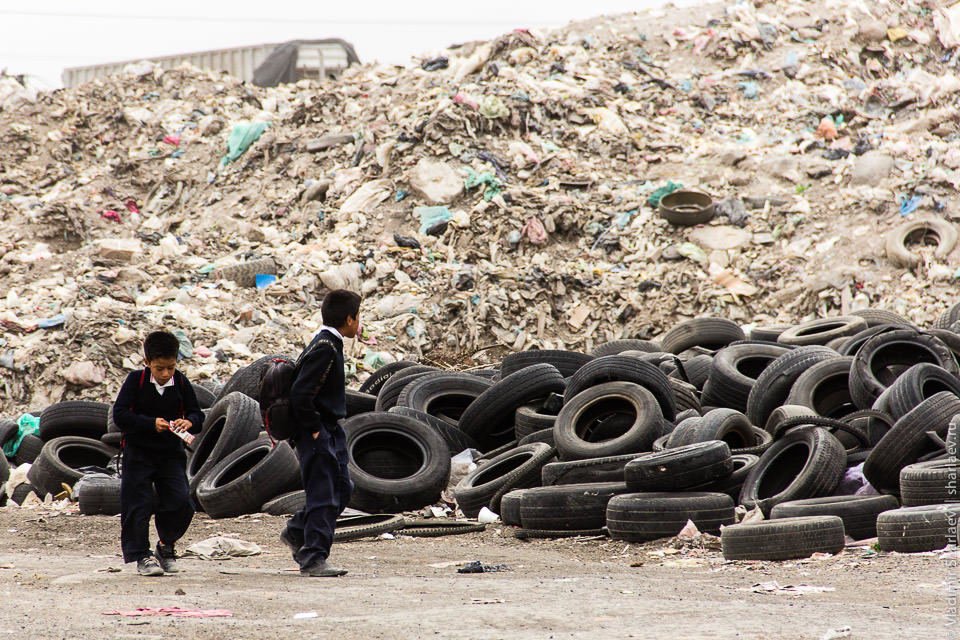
left=37, top=314, right=66, bottom=329
left=255, top=274, right=278, bottom=289
left=900, top=194, right=922, bottom=216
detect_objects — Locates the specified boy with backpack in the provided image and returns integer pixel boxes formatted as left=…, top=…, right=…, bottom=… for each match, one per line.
left=269, top=289, right=360, bottom=577
left=113, top=330, right=204, bottom=576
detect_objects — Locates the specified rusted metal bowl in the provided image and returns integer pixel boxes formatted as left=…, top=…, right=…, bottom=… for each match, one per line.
left=659, top=190, right=716, bottom=226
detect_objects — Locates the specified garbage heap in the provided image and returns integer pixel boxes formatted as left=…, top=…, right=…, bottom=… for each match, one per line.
left=3, top=0, right=960, bottom=412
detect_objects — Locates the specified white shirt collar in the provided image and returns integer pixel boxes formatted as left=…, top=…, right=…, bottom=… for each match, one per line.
left=151, top=374, right=174, bottom=395
left=320, top=325, right=343, bottom=341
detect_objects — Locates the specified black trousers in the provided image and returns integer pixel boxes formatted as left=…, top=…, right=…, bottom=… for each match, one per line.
left=286, top=425, right=353, bottom=568
left=120, top=444, right=194, bottom=563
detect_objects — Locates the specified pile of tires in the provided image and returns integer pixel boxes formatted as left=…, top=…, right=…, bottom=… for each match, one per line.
left=0, top=402, right=116, bottom=507
left=5, top=306, right=960, bottom=556
left=450, top=310, right=960, bottom=560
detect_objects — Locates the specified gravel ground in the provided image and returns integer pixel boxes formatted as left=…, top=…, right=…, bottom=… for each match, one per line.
left=0, top=507, right=953, bottom=639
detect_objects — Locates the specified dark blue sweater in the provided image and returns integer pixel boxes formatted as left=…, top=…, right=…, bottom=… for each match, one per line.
left=290, top=329, right=345, bottom=435
left=113, top=369, right=204, bottom=453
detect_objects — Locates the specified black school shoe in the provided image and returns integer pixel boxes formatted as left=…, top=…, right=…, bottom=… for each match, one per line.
left=300, top=560, right=347, bottom=577
left=279, top=526, right=303, bottom=562
left=155, top=542, right=179, bottom=573
left=137, top=555, right=164, bottom=577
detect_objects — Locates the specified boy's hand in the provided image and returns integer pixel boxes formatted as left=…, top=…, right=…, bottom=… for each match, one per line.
left=155, top=418, right=170, bottom=433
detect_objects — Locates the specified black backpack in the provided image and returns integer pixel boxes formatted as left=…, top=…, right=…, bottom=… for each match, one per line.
left=258, top=335, right=334, bottom=441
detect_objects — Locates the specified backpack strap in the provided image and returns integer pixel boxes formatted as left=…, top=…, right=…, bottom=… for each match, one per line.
left=295, top=335, right=336, bottom=369
left=292, top=337, right=337, bottom=395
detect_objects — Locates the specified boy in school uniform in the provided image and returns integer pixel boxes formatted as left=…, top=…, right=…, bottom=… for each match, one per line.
left=113, top=330, right=204, bottom=576
left=281, top=289, right=360, bottom=577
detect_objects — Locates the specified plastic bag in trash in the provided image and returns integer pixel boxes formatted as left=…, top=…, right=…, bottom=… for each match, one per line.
left=2, top=414, right=39, bottom=457
left=416, top=206, right=452, bottom=235
left=834, top=462, right=869, bottom=496
left=220, top=121, right=270, bottom=167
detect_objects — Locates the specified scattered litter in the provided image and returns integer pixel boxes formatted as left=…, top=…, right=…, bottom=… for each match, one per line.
left=184, top=536, right=261, bottom=559
left=293, top=612, right=319, bottom=619
left=477, top=507, right=500, bottom=524
left=1, top=0, right=959, bottom=474
left=820, top=626, right=852, bottom=640
left=457, top=561, right=511, bottom=574
left=103, top=607, right=233, bottom=618
left=745, top=581, right=836, bottom=597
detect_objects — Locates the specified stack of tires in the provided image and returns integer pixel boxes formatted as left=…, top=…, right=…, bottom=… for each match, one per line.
left=5, top=305, right=960, bottom=555
left=0, top=380, right=225, bottom=510
left=459, top=310, right=960, bottom=560
left=1, top=402, right=118, bottom=508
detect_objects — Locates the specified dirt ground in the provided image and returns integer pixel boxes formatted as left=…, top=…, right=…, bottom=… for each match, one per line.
left=0, top=507, right=953, bottom=640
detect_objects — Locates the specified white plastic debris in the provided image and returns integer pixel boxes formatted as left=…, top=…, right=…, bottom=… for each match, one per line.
left=477, top=507, right=500, bottom=524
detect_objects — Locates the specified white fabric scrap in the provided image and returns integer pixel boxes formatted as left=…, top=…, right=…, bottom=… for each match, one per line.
left=184, top=536, right=262, bottom=559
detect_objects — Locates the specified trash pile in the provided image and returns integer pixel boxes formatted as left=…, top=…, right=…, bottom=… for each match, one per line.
left=4, top=0, right=960, bottom=413
left=3, top=308, right=960, bottom=560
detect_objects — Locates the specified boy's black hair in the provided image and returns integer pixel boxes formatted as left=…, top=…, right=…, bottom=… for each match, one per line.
left=321, top=289, right=362, bottom=329
left=143, top=331, right=181, bottom=362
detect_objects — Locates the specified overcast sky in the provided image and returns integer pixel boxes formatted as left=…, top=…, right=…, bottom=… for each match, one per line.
left=1, top=1, right=699, bottom=87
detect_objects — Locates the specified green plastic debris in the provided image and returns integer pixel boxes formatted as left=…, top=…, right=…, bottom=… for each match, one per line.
left=220, top=121, right=270, bottom=167
left=675, top=242, right=708, bottom=263
left=172, top=329, right=193, bottom=359
left=465, top=168, right=503, bottom=201
left=416, top=206, right=453, bottom=234
left=647, top=181, right=683, bottom=207
left=363, top=352, right=390, bottom=369
left=2, top=413, right=39, bottom=457
left=616, top=209, right=638, bottom=229
left=198, top=263, right=217, bottom=274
